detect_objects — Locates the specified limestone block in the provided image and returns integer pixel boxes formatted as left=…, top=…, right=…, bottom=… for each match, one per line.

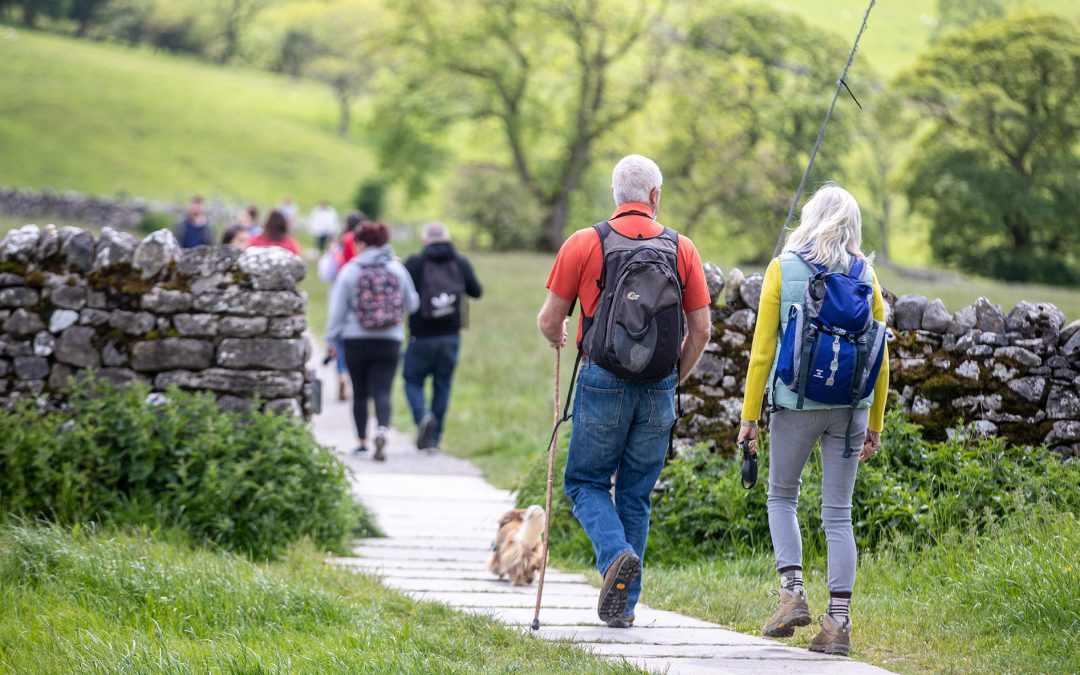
left=131, top=339, right=213, bottom=372
left=265, top=398, right=303, bottom=417
left=1007, top=376, right=1047, bottom=403
left=219, top=316, right=268, bottom=337
left=173, top=313, right=219, bottom=337
left=1045, top=420, right=1080, bottom=445
left=109, top=310, right=156, bottom=336
left=141, top=287, right=193, bottom=314
left=3, top=309, right=44, bottom=338
left=724, top=309, right=756, bottom=332
left=77, top=308, right=109, bottom=327
left=32, top=331, right=55, bottom=357
left=0, top=287, right=40, bottom=308
left=1046, top=387, right=1080, bottom=419
left=216, top=338, right=306, bottom=370
left=0, top=225, right=40, bottom=262
left=55, top=326, right=100, bottom=368
left=154, top=368, right=304, bottom=398
left=267, top=315, right=306, bottom=338
left=132, top=229, right=180, bottom=280
left=93, top=226, right=136, bottom=270
left=702, top=262, right=724, bottom=306
left=51, top=283, right=87, bottom=310
left=739, top=274, right=764, bottom=312
left=102, top=339, right=129, bottom=367
left=238, top=246, right=306, bottom=290
left=993, top=346, right=1041, bottom=368
left=0, top=273, right=25, bottom=287
left=724, top=268, right=744, bottom=306
left=894, top=295, right=927, bottom=331
left=58, top=226, right=95, bottom=273
left=192, top=288, right=304, bottom=317
left=13, top=355, right=49, bottom=380
left=175, top=245, right=240, bottom=277
left=947, top=304, right=977, bottom=336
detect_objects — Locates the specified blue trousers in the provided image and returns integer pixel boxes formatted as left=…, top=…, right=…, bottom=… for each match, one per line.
left=563, top=362, right=676, bottom=617
left=403, top=335, right=461, bottom=447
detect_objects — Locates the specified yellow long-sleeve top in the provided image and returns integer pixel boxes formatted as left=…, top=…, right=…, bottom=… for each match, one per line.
left=740, top=259, right=890, bottom=432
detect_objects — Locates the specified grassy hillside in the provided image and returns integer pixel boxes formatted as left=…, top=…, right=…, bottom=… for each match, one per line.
left=0, top=30, right=375, bottom=211
left=765, top=0, right=1080, bottom=77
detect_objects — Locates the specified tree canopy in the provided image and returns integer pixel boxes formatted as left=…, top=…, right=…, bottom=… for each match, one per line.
left=900, top=14, right=1080, bottom=283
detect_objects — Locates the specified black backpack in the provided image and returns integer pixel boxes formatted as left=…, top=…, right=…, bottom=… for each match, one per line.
left=418, top=256, right=466, bottom=321
left=581, top=218, right=684, bottom=382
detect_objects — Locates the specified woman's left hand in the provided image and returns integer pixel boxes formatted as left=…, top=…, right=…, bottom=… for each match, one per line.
left=859, top=430, right=881, bottom=462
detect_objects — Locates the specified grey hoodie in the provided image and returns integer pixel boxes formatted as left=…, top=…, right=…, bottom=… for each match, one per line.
left=325, top=245, right=420, bottom=343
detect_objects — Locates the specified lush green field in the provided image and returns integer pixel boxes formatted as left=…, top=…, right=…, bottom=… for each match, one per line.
left=0, top=30, right=376, bottom=211
left=0, top=524, right=638, bottom=674
left=765, top=0, right=1080, bottom=77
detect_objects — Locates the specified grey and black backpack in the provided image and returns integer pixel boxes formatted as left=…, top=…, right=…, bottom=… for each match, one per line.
left=580, top=216, right=685, bottom=382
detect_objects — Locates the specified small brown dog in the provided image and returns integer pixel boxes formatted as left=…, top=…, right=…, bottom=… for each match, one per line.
left=487, top=505, right=546, bottom=586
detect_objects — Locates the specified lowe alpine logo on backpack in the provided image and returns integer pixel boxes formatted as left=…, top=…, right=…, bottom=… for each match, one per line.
left=581, top=220, right=684, bottom=382
left=354, top=260, right=404, bottom=330
left=775, top=254, right=886, bottom=449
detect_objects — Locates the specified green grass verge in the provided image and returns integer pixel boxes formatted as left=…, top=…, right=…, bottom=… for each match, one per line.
left=0, top=523, right=640, bottom=674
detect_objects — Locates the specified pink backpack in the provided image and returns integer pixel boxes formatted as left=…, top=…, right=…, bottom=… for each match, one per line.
left=354, top=261, right=404, bottom=329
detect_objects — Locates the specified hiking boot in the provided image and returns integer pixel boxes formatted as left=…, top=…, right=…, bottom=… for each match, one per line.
left=353, top=445, right=368, bottom=454
left=598, top=550, right=640, bottom=623
left=416, top=414, right=437, bottom=450
left=808, top=613, right=851, bottom=656
left=374, top=427, right=388, bottom=462
left=762, top=588, right=812, bottom=638
left=606, top=612, right=635, bottom=628
left=338, top=378, right=348, bottom=402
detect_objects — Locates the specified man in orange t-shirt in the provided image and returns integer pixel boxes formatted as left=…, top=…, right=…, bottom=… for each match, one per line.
left=537, top=155, right=712, bottom=627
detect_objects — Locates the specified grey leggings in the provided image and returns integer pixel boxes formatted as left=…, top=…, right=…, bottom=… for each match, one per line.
left=767, top=407, right=868, bottom=594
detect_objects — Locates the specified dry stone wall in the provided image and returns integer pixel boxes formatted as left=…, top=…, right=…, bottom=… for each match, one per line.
left=0, top=224, right=315, bottom=417
left=0, top=187, right=232, bottom=230
left=679, top=263, right=1080, bottom=459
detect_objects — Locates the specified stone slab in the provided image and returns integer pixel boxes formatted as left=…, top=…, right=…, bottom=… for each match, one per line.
left=624, top=655, right=887, bottom=674
left=409, top=590, right=596, bottom=609
left=380, top=577, right=594, bottom=594
left=531, top=626, right=778, bottom=647
left=461, top=606, right=716, bottom=628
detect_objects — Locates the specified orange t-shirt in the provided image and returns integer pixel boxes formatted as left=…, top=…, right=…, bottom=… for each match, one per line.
left=546, top=202, right=711, bottom=343
left=250, top=235, right=301, bottom=256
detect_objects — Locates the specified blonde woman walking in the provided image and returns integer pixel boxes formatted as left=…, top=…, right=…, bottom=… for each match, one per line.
left=738, top=184, right=889, bottom=655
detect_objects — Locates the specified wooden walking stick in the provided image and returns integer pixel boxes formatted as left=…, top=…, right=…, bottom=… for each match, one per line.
left=531, top=345, right=561, bottom=631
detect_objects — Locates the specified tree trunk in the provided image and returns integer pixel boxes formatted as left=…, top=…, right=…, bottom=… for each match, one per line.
left=22, top=6, right=36, bottom=27
left=336, top=84, right=351, bottom=137
left=541, top=194, right=572, bottom=253
left=219, top=24, right=238, bottom=64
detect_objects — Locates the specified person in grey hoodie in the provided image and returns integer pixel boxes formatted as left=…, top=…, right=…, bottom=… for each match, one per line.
left=326, top=221, right=419, bottom=461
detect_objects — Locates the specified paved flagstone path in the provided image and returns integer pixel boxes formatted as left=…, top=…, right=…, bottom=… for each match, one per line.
left=311, top=360, right=891, bottom=674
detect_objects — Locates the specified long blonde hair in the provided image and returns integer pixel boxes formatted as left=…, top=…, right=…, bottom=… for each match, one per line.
left=782, top=184, right=872, bottom=269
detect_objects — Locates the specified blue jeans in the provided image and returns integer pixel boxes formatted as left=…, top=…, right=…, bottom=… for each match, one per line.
left=403, top=335, right=461, bottom=446
left=563, top=362, right=676, bottom=616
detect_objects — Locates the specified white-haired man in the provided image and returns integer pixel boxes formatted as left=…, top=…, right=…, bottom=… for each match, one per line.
left=404, top=222, right=483, bottom=451
left=537, top=155, right=712, bottom=627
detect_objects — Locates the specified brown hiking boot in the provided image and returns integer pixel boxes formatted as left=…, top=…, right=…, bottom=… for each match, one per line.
left=605, top=613, right=635, bottom=628
left=762, top=587, right=812, bottom=637
left=597, top=550, right=640, bottom=623
left=808, top=613, right=851, bottom=656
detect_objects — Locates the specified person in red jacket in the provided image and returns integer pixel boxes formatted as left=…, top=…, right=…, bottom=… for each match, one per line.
left=250, top=210, right=301, bottom=256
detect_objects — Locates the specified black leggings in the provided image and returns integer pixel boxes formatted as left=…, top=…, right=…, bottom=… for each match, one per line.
left=343, top=338, right=400, bottom=440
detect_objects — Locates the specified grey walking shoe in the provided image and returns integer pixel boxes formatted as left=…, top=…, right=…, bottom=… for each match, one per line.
left=597, top=550, right=640, bottom=623
left=808, top=613, right=851, bottom=656
left=374, top=426, right=388, bottom=462
left=762, top=587, right=812, bottom=638
left=416, top=414, right=437, bottom=450
left=606, top=612, right=635, bottom=628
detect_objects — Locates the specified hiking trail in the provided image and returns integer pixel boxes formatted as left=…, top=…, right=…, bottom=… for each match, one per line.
left=312, top=359, right=891, bottom=674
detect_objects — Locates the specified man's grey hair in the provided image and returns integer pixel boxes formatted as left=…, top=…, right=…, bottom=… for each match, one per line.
left=422, top=221, right=451, bottom=243
left=612, top=154, right=663, bottom=206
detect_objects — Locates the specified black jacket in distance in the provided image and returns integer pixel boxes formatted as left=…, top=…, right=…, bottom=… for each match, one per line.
left=404, top=242, right=482, bottom=338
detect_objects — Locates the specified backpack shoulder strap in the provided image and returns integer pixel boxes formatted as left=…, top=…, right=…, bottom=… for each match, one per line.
left=793, top=250, right=826, bottom=275
left=592, top=221, right=613, bottom=290
left=661, top=226, right=684, bottom=289
left=848, top=256, right=866, bottom=280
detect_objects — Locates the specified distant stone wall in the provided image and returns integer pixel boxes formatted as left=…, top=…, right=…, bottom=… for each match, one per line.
left=679, top=263, right=1080, bottom=459
left=0, top=187, right=232, bottom=230
left=0, top=225, right=315, bottom=417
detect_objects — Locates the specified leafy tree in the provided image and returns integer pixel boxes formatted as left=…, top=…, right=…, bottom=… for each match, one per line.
left=448, top=163, right=539, bottom=251
left=855, top=88, right=911, bottom=262
left=934, top=0, right=1012, bottom=39
left=68, top=0, right=111, bottom=37
left=900, top=14, right=1080, bottom=284
left=656, top=5, right=855, bottom=262
left=215, top=0, right=270, bottom=64
left=377, top=0, right=670, bottom=251
left=13, top=0, right=67, bottom=28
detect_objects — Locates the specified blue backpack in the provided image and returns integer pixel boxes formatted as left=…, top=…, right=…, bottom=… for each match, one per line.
left=775, top=254, right=887, bottom=456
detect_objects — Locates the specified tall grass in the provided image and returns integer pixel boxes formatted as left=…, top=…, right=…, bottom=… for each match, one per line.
left=0, top=523, right=640, bottom=674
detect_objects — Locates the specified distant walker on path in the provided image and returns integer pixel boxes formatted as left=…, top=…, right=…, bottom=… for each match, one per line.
left=403, top=222, right=483, bottom=452
left=536, top=154, right=712, bottom=628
